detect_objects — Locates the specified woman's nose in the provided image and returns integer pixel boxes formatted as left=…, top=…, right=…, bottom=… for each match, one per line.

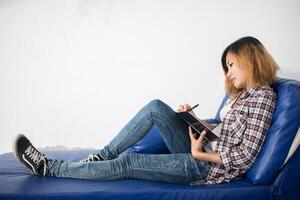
left=227, top=70, right=232, bottom=79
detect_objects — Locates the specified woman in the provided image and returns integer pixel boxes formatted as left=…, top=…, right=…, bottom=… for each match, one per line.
left=13, top=36, right=279, bottom=185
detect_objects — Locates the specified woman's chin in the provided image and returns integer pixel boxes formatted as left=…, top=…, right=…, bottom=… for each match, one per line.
left=233, top=83, right=242, bottom=89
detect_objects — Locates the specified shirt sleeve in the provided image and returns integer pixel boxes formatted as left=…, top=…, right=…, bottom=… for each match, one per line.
left=219, top=93, right=276, bottom=171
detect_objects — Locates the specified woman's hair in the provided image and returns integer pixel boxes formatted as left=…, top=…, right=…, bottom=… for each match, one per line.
left=221, top=36, right=279, bottom=97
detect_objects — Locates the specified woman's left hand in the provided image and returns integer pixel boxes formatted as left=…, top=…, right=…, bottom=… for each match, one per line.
left=188, top=126, right=206, bottom=157
left=188, top=126, right=223, bottom=164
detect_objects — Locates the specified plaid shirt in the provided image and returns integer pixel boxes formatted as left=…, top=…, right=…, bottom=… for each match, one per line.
left=192, top=85, right=276, bottom=185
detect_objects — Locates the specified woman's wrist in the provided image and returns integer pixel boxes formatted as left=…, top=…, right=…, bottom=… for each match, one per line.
left=193, top=151, right=223, bottom=164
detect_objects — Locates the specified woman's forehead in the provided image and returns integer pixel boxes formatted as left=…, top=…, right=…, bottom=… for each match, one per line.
left=226, top=52, right=237, bottom=62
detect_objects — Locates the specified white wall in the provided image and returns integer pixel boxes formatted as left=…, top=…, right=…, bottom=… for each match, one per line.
left=1, top=0, right=299, bottom=154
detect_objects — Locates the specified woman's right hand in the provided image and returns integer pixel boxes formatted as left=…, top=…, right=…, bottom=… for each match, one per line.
left=177, top=103, right=192, bottom=112
left=177, top=103, right=216, bottom=130
left=177, top=103, right=196, bottom=116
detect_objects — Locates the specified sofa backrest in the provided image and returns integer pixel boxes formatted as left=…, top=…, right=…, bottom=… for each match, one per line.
left=244, top=78, right=300, bottom=184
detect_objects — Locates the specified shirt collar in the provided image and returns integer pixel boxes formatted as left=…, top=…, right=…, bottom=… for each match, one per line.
left=241, top=84, right=263, bottom=99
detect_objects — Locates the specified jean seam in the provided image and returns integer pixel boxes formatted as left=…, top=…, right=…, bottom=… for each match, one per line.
left=106, top=112, right=154, bottom=157
left=190, top=155, right=204, bottom=179
left=107, top=110, right=173, bottom=158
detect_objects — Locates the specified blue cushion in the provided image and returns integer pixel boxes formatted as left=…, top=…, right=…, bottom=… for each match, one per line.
left=246, top=78, right=300, bottom=184
left=128, top=126, right=170, bottom=154
left=214, top=93, right=229, bottom=122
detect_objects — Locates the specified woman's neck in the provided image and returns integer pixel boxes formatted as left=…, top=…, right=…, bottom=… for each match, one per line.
left=245, top=79, right=258, bottom=90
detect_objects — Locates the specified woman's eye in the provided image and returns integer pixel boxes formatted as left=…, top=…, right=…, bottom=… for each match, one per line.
left=229, top=63, right=233, bottom=67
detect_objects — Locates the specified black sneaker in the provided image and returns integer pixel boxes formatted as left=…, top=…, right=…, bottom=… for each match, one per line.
left=13, top=134, right=48, bottom=176
left=80, top=153, right=104, bottom=162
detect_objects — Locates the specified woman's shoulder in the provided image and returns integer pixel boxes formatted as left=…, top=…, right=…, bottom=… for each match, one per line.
left=254, top=85, right=276, bottom=99
left=249, top=85, right=277, bottom=106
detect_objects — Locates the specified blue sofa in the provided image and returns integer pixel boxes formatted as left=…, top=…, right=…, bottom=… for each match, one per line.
left=0, top=78, right=299, bottom=200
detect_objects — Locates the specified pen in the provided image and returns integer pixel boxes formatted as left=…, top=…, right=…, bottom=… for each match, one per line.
left=187, top=104, right=199, bottom=112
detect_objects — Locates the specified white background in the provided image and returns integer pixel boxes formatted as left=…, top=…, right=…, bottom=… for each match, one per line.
left=1, top=0, right=300, bottom=154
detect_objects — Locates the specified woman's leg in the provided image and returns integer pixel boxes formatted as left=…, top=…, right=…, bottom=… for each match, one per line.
left=47, top=153, right=210, bottom=184
left=98, top=99, right=191, bottom=160
left=13, top=134, right=209, bottom=183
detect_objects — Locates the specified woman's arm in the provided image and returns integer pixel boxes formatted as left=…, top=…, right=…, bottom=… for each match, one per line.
left=193, top=151, right=223, bottom=164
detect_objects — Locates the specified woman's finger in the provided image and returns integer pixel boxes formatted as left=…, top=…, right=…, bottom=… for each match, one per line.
left=188, top=126, right=195, bottom=141
left=185, top=103, right=192, bottom=111
left=178, top=105, right=184, bottom=112
left=183, top=104, right=187, bottom=111
left=198, top=130, right=207, bottom=142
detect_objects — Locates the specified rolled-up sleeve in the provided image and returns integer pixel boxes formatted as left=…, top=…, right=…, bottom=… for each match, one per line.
left=220, top=94, right=276, bottom=171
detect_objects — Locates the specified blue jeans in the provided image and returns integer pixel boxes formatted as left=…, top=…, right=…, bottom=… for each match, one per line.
left=47, top=99, right=210, bottom=184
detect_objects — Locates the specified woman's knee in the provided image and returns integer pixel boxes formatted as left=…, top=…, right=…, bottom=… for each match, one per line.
left=143, top=99, right=176, bottom=119
left=147, top=99, right=169, bottom=111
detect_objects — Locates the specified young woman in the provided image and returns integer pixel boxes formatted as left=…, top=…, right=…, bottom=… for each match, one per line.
left=13, top=36, right=279, bottom=185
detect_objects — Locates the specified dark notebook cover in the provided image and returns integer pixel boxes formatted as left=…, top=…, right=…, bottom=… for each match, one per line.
left=177, top=111, right=221, bottom=142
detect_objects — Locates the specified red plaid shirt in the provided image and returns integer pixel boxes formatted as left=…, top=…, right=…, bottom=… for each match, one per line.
left=192, top=85, right=276, bottom=185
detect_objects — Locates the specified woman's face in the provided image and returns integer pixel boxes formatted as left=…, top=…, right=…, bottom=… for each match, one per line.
left=225, top=52, right=248, bottom=90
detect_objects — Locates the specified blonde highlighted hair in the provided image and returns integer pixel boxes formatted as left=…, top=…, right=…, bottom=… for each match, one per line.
left=221, top=36, right=279, bottom=97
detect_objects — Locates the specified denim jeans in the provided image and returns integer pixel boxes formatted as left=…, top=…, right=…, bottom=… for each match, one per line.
left=47, top=99, right=210, bottom=184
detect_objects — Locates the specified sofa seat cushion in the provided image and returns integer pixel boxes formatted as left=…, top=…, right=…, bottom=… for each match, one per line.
left=0, top=151, right=271, bottom=200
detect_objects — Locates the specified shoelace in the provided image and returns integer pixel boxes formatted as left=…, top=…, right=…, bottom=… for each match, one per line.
left=25, top=146, right=45, bottom=165
left=81, top=154, right=101, bottom=162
